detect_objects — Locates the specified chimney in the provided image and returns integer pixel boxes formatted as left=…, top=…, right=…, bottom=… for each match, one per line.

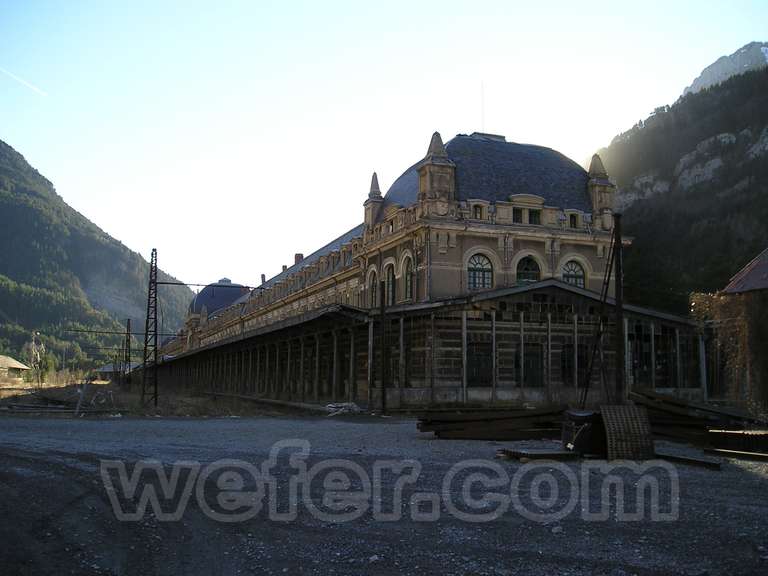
left=295, top=253, right=304, bottom=265
left=282, top=265, right=288, bottom=272
left=261, top=273, right=266, bottom=284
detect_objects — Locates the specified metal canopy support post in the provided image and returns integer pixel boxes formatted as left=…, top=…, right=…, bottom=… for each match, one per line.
left=546, top=312, right=552, bottom=402
left=300, top=338, right=305, bottom=402
left=314, top=335, right=320, bottom=402
left=348, top=328, right=355, bottom=403
left=367, top=321, right=374, bottom=407
left=379, top=280, right=387, bottom=414
left=675, top=328, right=682, bottom=388
left=461, top=310, right=468, bottom=403
left=399, top=317, right=405, bottom=390
left=573, top=314, right=578, bottom=391
left=332, top=331, right=338, bottom=402
left=650, top=322, right=656, bottom=389
left=287, top=340, right=293, bottom=401
left=614, top=213, right=626, bottom=401
left=519, top=311, right=525, bottom=387
left=491, top=310, right=497, bottom=402
left=699, top=333, right=708, bottom=400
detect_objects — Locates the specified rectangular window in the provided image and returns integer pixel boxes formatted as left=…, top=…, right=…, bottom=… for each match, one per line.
left=513, top=207, right=523, bottom=223
left=569, top=213, right=578, bottom=228
left=473, top=205, right=483, bottom=219
left=528, top=210, right=541, bottom=225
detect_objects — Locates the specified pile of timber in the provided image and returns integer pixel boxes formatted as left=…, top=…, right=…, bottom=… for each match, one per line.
left=416, top=406, right=565, bottom=440
left=629, top=389, right=768, bottom=454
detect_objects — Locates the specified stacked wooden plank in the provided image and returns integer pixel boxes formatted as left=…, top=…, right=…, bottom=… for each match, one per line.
left=629, top=389, right=768, bottom=453
left=416, top=406, right=565, bottom=440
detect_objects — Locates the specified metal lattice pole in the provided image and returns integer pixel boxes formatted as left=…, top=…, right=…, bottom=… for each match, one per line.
left=141, top=248, right=159, bottom=406
left=125, top=318, right=132, bottom=387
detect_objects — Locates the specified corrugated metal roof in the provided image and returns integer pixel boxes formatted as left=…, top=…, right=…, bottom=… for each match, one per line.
left=0, top=355, right=30, bottom=370
left=723, top=247, right=768, bottom=294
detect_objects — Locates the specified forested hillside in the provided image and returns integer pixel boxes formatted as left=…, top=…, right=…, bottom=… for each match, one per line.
left=0, top=139, right=192, bottom=368
left=598, top=68, right=768, bottom=313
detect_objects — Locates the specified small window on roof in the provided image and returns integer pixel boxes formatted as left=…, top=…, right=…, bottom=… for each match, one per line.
left=569, top=213, right=578, bottom=228
left=513, top=207, right=523, bottom=223
left=528, top=209, right=541, bottom=225
left=473, top=205, right=483, bottom=219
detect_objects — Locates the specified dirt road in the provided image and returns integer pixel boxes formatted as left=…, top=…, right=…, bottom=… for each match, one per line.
left=0, top=415, right=766, bottom=575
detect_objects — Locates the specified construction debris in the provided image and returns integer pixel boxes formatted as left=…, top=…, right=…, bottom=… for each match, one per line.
left=703, top=448, right=768, bottom=462
left=601, top=405, right=655, bottom=460
left=495, top=448, right=580, bottom=461
left=654, top=451, right=722, bottom=470
left=326, top=402, right=362, bottom=416
left=628, top=389, right=768, bottom=460
left=416, top=406, right=565, bottom=441
left=707, top=429, right=768, bottom=453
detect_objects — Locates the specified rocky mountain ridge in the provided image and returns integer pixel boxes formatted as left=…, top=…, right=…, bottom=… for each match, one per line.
left=598, top=66, right=768, bottom=313
left=683, top=41, right=768, bottom=96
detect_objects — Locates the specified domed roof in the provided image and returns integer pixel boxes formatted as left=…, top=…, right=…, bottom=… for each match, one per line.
left=189, top=278, right=249, bottom=316
left=384, top=133, right=592, bottom=213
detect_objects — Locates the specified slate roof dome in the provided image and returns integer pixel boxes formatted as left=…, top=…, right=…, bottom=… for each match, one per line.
left=189, top=278, right=249, bottom=316
left=384, top=132, right=593, bottom=213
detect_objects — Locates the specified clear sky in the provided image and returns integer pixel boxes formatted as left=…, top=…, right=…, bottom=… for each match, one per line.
left=2, top=0, right=766, bottom=288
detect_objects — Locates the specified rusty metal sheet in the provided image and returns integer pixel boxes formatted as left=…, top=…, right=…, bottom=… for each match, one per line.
left=601, top=404, right=655, bottom=460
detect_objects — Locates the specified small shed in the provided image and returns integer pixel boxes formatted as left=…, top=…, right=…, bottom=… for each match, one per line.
left=95, top=362, right=141, bottom=382
left=0, top=355, right=31, bottom=383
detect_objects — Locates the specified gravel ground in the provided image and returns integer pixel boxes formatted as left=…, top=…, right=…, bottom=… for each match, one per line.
left=0, top=414, right=766, bottom=575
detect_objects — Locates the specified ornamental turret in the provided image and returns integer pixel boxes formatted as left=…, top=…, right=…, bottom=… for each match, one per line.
left=588, top=153, right=616, bottom=231
left=364, top=171, right=383, bottom=227
left=417, top=132, right=456, bottom=218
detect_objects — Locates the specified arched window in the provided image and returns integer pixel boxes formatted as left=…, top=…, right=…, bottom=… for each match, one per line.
left=403, top=257, right=414, bottom=301
left=468, top=254, right=493, bottom=290
left=517, top=256, right=541, bottom=284
left=368, top=271, right=378, bottom=308
left=562, top=260, right=585, bottom=288
left=385, top=265, right=396, bottom=306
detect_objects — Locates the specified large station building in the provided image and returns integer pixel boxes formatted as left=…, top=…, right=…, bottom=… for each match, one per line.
left=159, top=131, right=704, bottom=408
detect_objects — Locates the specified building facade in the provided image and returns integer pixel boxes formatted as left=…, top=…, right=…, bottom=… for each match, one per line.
left=158, top=131, right=704, bottom=408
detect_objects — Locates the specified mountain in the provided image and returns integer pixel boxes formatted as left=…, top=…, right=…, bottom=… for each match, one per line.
left=0, top=139, right=193, bottom=368
left=683, top=41, right=768, bottom=96
left=598, top=64, right=768, bottom=313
